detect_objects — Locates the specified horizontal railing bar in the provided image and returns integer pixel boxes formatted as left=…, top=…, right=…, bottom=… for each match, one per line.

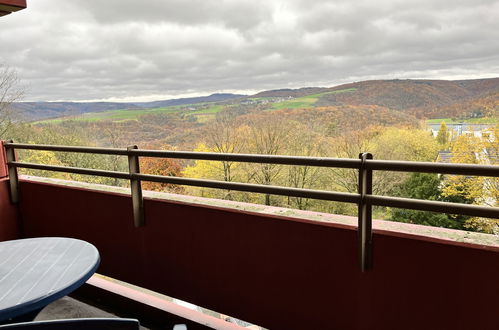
left=133, top=173, right=360, bottom=203
left=5, top=143, right=498, bottom=176
left=131, top=149, right=362, bottom=168
left=4, top=143, right=361, bottom=168
left=367, top=160, right=499, bottom=177
left=8, top=161, right=498, bottom=218
left=4, top=143, right=129, bottom=155
left=8, top=161, right=359, bottom=203
left=9, top=162, right=130, bottom=179
left=366, top=195, right=499, bottom=219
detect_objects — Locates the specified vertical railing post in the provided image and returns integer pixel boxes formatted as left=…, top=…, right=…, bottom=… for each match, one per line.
left=127, top=145, right=144, bottom=227
left=358, top=152, right=373, bottom=272
left=5, top=140, right=19, bottom=203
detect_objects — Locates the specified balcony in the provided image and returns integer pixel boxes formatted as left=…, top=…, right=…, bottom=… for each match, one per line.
left=0, top=0, right=25, bottom=16
left=0, top=141, right=498, bottom=330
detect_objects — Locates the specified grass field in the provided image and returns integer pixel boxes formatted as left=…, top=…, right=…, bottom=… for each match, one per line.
left=427, top=117, right=499, bottom=124
left=35, top=103, right=225, bottom=124
left=35, top=88, right=358, bottom=125
left=270, top=88, right=357, bottom=110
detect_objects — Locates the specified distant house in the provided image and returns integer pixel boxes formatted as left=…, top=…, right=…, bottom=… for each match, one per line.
left=429, top=123, right=495, bottom=140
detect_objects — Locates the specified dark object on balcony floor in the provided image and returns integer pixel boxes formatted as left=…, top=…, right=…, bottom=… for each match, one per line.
left=0, top=318, right=140, bottom=329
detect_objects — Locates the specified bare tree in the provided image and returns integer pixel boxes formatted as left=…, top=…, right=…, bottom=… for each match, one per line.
left=285, top=123, right=328, bottom=210
left=243, top=113, right=293, bottom=205
left=203, top=110, right=247, bottom=199
left=0, top=64, right=24, bottom=138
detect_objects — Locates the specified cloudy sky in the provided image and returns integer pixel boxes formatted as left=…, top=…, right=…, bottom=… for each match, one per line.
left=1, top=0, right=498, bottom=102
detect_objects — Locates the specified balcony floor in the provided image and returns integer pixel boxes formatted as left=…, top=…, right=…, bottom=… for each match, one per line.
left=35, top=296, right=150, bottom=330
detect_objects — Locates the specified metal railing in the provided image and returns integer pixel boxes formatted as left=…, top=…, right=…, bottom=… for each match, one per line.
left=3, top=141, right=499, bottom=272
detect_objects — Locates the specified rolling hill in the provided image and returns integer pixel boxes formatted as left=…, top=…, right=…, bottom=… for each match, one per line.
left=16, top=77, right=499, bottom=124
left=316, top=78, right=499, bottom=111
left=13, top=93, right=245, bottom=122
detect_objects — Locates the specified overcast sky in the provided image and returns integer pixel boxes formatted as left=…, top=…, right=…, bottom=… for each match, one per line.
left=1, top=0, right=498, bottom=102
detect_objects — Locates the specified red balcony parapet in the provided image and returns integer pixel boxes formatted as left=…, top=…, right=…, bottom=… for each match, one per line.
left=12, top=178, right=499, bottom=330
left=0, top=0, right=26, bottom=16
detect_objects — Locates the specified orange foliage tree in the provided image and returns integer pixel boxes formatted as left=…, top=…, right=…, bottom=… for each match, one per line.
left=139, top=145, right=184, bottom=193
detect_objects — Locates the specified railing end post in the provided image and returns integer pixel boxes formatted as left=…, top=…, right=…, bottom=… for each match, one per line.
left=358, top=152, right=373, bottom=272
left=5, top=139, right=19, bottom=204
left=128, top=145, right=144, bottom=227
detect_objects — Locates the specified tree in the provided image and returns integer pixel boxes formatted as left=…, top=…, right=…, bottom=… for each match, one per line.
left=241, top=112, right=294, bottom=206
left=183, top=143, right=245, bottom=200
left=20, top=150, right=71, bottom=180
left=182, top=110, right=250, bottom=200
left=203, top=110, right=248, bottom=199
left=442, top=134, right=497, bottom=206
left=328, top=126, right=439, bottom=196
left=436, top=121, right=449, bottom=145
left=0, top=64, right=24, bottom=138
left=441, top=131, right=498, bottom=234
left=284, top=122, right=329, bottom=210
left=140, top=145, right=183, bottom=193
left=391, top=173, right=469, bottom=229
left=9, top=124, right=129, bottom=186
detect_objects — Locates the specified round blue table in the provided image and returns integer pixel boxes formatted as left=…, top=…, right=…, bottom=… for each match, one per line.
left=0, top=237, right=100, bottom=322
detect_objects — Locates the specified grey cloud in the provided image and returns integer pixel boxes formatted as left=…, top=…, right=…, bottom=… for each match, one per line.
left=73, top=0, right=272, bottom=32
left=0, top=0, right=498, bottom=101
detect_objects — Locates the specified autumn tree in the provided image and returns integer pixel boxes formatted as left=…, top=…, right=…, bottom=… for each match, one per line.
left=204, top=110, right=248, bottom=199
left=20, top=150, right=71, bottom=180
left=140, top=145, right=183, bottom=193
left=284, top=122, right=329, bottom=210
left=327, top=126, right=439, bottom=197
left=436, top=121, right=449, bottom=145
left=0, top=64, right=24, bottom=138
left=100, top=125, right=128, bottom=186
left=241, top=112, right=294, bottom=206
left=9, top=124, right=128, bottom=186
left=182, top=109, right=250, bottom=200
left=183, top=143, right=245, bottom=200
left=441, top=130, right=498, bottom=234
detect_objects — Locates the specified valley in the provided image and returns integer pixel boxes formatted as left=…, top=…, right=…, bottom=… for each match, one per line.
left=5, top=77, right=498, bottom=234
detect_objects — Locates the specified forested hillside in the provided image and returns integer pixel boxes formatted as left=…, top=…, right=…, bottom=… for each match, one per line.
left=317, top=78, right=499, bottom=113
left=5, top=77, right=497, bottom=235
left=16, top=78, right=499, bottom=125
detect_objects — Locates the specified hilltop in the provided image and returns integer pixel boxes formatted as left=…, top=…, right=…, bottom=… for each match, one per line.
left=14, top=77, right=499, bottom=126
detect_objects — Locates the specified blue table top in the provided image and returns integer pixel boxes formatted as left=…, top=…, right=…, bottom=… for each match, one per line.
left=0, top=237, right=100, bottom=321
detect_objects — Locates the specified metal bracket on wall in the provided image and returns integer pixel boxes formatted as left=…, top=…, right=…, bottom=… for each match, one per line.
left=127, top=145, right=145, bottom=227
left=358, top=152, right=373, bottom=272
left=6, top=140, right=19, bottom=204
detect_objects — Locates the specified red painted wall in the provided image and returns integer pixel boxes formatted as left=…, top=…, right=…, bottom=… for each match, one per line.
left=0, top=179, right=20, bottom=240
left=18, top=180, right=499, bottom=330
left=0, top=0, right=26, bottom=16
left=0, top=141, right=20, bottom=240
left=0, top=0, right=26, bottom=9
left=0, top=141, right=9, bottom=178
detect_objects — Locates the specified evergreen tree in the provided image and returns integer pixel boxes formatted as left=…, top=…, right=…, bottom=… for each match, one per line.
left=392, top=173, right=470, bottom=229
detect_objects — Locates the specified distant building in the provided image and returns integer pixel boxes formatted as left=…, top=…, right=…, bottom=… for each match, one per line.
left=429, top=123, right=495, bottom=140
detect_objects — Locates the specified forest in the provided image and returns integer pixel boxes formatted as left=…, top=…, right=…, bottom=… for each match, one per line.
left=1, top=75, right=498, bottom=235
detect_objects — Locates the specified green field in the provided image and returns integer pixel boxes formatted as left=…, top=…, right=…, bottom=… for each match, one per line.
left=427, top=117, right=499, bottom=124
left=36, top=88, right=358, bottom=125
left=270, top=88, right=357, bottom=110
left=35, top=103, right=225, bottom=124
